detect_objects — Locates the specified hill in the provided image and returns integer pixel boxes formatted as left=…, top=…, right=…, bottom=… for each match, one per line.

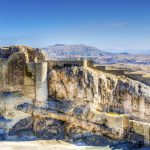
left=43, top=44, right=111, bottom=58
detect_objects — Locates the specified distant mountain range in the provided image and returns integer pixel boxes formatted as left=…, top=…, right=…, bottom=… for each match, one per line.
left=43, top=44, right=150, bottom=58
left=42, top=44, right=150, bottom=65
left=126, top=49, right=150, bottom=55
left=104, top=49, right=150, bottom=55
left=43, top=44, right=112, bottom=58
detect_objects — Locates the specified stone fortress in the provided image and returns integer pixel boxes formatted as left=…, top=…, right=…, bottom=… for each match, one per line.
left=0, top=46, right=150, bottom=147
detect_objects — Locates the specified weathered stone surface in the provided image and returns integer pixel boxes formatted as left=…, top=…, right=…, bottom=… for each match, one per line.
left=16, top=103, right=33, bottom=114
left=8, top=117, right=33, bottom=135
left=33, top=118, right=65, bottom=139
left=0, top=46, right=46, bottom=98
left=48, top=66, right=150, bottom=123
left=0, top=48, right=150, bottom=147
left=0, top=46, right=46, bottom=61
left=35, top=62, right=48, bottom=103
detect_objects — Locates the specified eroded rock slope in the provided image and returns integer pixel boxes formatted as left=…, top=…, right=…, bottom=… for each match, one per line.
left=0, top=46, right=149, bottom=148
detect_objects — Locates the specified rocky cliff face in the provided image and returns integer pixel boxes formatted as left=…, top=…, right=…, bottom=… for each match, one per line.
left=48, top=66, right=150, bottom=123
left=0, top=47, right=150, bottom=148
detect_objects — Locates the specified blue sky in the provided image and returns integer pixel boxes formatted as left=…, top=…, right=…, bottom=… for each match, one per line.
left=0, top=0, right=150, bottom=51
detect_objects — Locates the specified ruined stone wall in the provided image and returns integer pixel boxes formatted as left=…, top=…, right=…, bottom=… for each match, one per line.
left=85, top=60, right=150, bottom=85
left=0, top=47, right=48, bottom=141
left=0, top=51, right=150, bottom=146
left=48, top=60, right=84, bottom=69
left=48, top=66, right=150, bottom=123
left=86, top=60, right=125, bottom=75
left=0, top=46, right=46, bottom=97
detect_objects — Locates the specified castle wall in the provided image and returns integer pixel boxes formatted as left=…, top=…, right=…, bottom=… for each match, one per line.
left=103, top=69, right=125, bottom=75
left=48, top=60, right=84, bottom=70
left=86, top=60, right=150, bottom=85
left=95, top=65, right=106, bottom=70
left=86, top=60, right=125, bottom=75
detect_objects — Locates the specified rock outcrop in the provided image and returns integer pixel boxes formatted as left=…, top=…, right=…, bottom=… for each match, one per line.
left=0, top=46, right=150, bottom=148
left=48, top=67, right=150, bottom=123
